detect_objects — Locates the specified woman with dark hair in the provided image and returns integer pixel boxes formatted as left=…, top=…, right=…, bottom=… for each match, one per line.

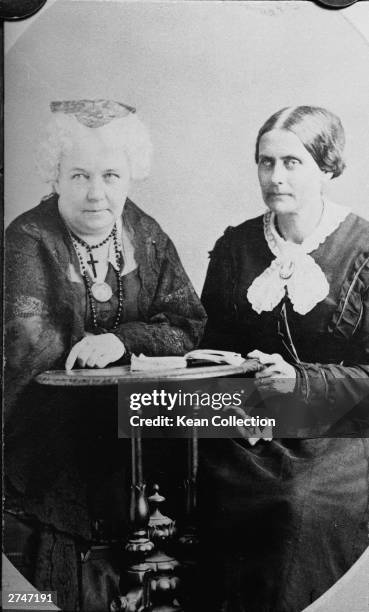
left=199, top=106, right=369, bottom=612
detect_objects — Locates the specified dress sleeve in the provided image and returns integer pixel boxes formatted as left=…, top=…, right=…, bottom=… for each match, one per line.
left=294, top=254, right=369, bottom=431
left=200, top=230, right=244, bottom=352
left=5, top=225, right=67, bottom=414
left=112, top=236, right=207, bottom=356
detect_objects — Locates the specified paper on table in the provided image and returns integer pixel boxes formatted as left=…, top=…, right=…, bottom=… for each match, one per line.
left=130, top=349, right=245, bottom=371
left=130, top=353, right=187, bottom=371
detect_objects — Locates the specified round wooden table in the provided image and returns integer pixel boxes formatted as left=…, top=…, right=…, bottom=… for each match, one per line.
left=36, top=360, right=258, bottom=611
left=36, top=359, right=258, bottom=506
left=35, top=360, right=258, bottom=386
left=35, top=358, right=258, bottom=494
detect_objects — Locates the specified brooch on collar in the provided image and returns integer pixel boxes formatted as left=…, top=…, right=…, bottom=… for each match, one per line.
left=247, top=201, right=350, bottom=315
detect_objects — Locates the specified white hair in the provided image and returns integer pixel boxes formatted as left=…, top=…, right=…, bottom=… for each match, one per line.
left=36, top=112, right=153, bottom=185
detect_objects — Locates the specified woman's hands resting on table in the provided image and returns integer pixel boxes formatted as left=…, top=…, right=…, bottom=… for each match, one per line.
left=65, top=333, right=125, bottom=371
left=248, top=350, right=297, bottom=395
left=65, top=342, right=298, bottom=385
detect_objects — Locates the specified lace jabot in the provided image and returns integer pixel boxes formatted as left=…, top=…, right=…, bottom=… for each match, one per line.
left=247, top=200, right=350, bottom=315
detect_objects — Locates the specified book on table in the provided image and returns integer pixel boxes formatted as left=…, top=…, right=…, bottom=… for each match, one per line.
left=130, top=349, right=245, bottom=372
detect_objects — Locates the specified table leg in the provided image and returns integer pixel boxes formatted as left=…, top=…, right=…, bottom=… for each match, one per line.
left=111, top=423, right=154, bottom=612
left=180, top=414, right=199, bottom=548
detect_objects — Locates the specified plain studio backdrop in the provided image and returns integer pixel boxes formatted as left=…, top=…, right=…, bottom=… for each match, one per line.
left=5, top=0, right=369, bottom=295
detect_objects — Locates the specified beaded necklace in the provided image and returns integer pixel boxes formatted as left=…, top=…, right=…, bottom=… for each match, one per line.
left=71, top=225, right=124, bottom=331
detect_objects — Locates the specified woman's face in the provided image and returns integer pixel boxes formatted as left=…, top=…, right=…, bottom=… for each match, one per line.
left=55, top=125, right=130, bottom=237
left=257, top=129, right=328, bottom=216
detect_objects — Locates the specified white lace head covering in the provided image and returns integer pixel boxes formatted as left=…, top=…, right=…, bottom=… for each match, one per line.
left=247, top=200, right=350, bottom=315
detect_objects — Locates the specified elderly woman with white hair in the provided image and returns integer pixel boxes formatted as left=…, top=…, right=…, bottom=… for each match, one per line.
left=4, top=99, right=206, bottom=609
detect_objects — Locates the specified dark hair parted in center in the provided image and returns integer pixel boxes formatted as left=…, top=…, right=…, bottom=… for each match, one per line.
left=255, top=106, right=346, bottom=178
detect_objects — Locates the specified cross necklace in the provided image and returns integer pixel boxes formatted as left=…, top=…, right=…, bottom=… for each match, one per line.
left=70, top=226, right=118, bottom=302
left=86, top=251, right=98, bottom=277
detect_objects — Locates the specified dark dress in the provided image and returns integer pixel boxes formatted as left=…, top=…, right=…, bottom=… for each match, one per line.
left=4, top=194, right=206, bottom=610
left=198, top=212, right=369, bottom=612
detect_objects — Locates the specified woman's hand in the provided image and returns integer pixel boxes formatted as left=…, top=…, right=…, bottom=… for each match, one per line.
left=247, top=349, right=296, bottom=395
left=65, top=333, right=125, bottom=371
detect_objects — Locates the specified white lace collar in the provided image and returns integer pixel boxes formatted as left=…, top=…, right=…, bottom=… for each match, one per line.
left=247, top=200, right=350, bottom=315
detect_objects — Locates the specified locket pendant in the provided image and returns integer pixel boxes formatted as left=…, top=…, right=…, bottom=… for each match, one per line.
left=91, top=281, right=113, bottom=302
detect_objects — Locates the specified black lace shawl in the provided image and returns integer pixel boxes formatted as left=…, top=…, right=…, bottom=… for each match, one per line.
left=4, top=195, right=206, bottom=537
